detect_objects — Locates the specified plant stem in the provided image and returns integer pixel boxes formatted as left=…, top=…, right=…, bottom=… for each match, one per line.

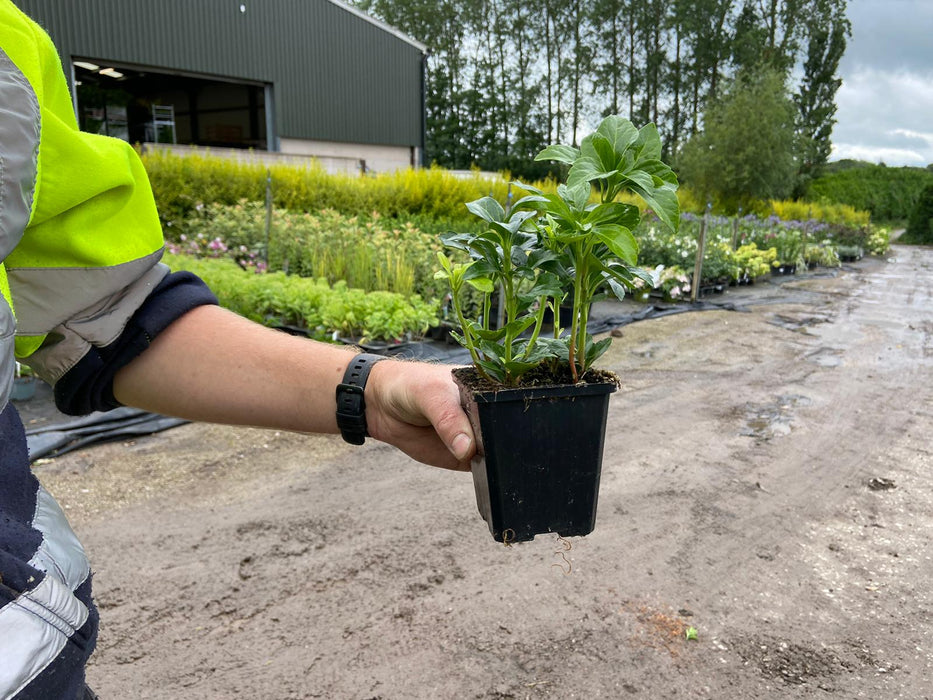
left=522, top=294, right=548, bottom=361
left=568, top=242, right=585, bottom=383
left=452, top=286, right=495, bottom=384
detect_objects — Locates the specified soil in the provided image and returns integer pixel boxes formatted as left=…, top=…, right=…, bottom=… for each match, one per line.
left=22, top=243, right=933, bottom=699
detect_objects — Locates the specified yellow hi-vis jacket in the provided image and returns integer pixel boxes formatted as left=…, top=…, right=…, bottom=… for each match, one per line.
left=0, top=0, right=168, bottom=410
left=0, top=3, right=196, bottom=697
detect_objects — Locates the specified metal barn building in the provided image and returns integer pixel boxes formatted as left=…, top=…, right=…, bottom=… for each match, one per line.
left=12, top=0, right=427, bottom=173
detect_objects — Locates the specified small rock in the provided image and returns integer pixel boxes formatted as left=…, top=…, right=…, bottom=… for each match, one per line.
left=868, top=477, right=896, bottom=491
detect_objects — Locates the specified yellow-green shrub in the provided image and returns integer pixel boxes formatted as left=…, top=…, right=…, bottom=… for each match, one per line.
left=769, top=199, right=870, bottom=227
left=142, top=149, right=515, bottom=226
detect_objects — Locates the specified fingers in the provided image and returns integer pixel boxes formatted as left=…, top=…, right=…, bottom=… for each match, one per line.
left=391, top=423, right=472, bottom=472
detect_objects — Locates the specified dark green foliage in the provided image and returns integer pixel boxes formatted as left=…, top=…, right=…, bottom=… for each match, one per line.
left=794, top=0, right=850, bottom=192
left=676, top=67, right=798, bottom=209
left=904, top=184, right=933, bottom=244
left=807, top=165, right=933, bottom=222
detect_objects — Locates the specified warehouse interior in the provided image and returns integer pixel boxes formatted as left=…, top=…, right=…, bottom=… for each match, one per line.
left=73, top=59, right=268, bottom=149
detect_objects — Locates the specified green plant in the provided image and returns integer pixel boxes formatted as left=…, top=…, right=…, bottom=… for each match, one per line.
left=803, top=241, right=840, bottom=268
left=904, top=183, right=933, bottom=244
left=734, top=243, right=778, bottom=279
left=436, top=115, right=679, bottom=386
left=174, top=202, right=446, bottom=300
left=165, top=253, right=438, bottom=342
left=865, top=225, right=891, bottom=255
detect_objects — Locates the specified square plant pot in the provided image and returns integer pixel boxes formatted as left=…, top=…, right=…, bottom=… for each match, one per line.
left=11, top=376, right=37, bottom=402
left=454, top=368, right=617, bottom=543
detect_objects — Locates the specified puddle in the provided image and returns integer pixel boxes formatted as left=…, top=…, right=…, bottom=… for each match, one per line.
left=768, top=313, right=832, bottom=334
left=806, top=347, right=844, bottom=367
left=741, top=394, right=812, bottom=439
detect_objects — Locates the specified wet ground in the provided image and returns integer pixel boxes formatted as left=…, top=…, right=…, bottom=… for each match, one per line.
left=29, top=244, right=933, bottom=699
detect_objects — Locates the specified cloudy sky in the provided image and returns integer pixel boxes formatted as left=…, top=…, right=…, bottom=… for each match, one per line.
left=832, top=0, right=933, bottom=166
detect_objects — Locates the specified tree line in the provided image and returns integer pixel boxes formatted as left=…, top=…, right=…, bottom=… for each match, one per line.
left=352, top=0, right=850, bottom=205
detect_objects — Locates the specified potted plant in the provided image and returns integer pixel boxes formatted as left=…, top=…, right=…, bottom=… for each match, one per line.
left=435, top=115, right=679, bottom=542
left=11, top=362, right=37, bottom=402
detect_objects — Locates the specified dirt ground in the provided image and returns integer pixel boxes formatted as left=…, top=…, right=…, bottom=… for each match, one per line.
left=24, top=243, right=933, bottom=699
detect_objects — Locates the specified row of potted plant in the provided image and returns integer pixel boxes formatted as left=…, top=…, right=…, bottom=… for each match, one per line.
left=169, top=200, right=888, bottom=318
left=164, top=253, right=438, bottom=344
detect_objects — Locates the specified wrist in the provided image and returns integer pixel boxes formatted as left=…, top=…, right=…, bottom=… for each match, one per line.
left=335, top=353, right=386, bottom=444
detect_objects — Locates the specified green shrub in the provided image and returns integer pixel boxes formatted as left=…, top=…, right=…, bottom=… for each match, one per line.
left=142, top=149, right=514, bottom=227
left=164, top=252, right=438, bottom=342
left=903, top=183, right=933, bottom=244
left=807, top=164, right=933, bottom=222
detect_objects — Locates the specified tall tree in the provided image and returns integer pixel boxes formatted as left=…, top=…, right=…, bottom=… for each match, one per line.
left=352, top=0, right=852, bottom=196
left=677, top=66, right=798, bottom=208
left=754, top=0, right=806, bottom=71
left=794, top=0, right=850, bottom=190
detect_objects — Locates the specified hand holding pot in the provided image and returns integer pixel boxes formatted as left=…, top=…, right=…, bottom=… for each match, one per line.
left=365, top=360, right=476, bottom=472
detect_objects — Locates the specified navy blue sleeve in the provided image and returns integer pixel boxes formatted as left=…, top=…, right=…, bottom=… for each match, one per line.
left=54, top=271, right=218, bottom=415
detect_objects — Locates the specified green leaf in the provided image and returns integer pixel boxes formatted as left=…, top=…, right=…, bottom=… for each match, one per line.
left=596, top=115, right=640, bottom=156
left=540, top=193, right=577, bottom=226
left=558, top=182, right=591, bottom=212
left=638, top=158, right=679, bottom=186
left=632, top=122, right=662, bottom=162
left=595, top=225, right=639, bottom=264
left=512, top=194, right=548, bottom=212
left=466, top=196, right=506, bottom=224
left=527, top=248, right=561, bottom=268
left=464, top=259, right=497, bottom=279
left=472, top=326, right=507, bottom=341
left=605, top=276, right=628, bottom=302
left=502, top=316, right=536, bottom=338
left=590, top=133, right=622, bottom=172
left=512, top=181, right=544, bottom=195
left=466, top=276, right=495, bottom=293
left=502, top=359, right=542, bottom=377
left=566, top=157, right=603, bottom=190
left=522, top=272, right=564, bottom=299
left=508, top=208, right=539, bottom=229
left=585, top=202, right=640, bottom=229
left=475, top=358, right=507, bottom=384
left=535, top=144, right=580, bottom=165
left=631, top=183, right=680, bottom=234
left=534, top=337, right=570, bottom=361
left=584, top=335, right=612, bottom=365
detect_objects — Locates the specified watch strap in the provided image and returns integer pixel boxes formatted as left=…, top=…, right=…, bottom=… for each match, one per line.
left=335, top=353, right=386, bottom=445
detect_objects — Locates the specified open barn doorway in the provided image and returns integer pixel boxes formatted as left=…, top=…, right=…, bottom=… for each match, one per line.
left=73, top=59, right=270, bottom=150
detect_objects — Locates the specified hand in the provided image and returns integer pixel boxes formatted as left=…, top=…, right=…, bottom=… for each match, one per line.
left=364, top=360, right=475, bottom=471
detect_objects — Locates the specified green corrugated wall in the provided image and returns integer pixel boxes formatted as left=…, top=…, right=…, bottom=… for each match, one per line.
left=11, top=0, right=425, bottom=148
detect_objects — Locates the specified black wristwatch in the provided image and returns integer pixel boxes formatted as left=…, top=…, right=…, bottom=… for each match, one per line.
left=335, top=353, right=386, bottom=445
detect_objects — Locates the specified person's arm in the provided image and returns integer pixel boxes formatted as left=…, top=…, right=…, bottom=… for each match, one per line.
left=112, top=304, right=475, bottom=471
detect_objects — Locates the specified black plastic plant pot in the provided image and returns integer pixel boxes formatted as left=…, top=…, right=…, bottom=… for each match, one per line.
left=454, top=368, right=617, bottom=543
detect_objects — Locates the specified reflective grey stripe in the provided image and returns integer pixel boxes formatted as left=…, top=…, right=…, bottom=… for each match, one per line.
left=0, top=47, right=40, bottom=409
left=28, top=486, right=91, bottom=590
left=0, top=291, right=12, bottom=409
left=10, top=252, right=167, bottom=336
left=12, top=257, right=168, bottom=382
left=0, top=47, right=39, bottom=260
left=0, top=574, right=90, bottom=698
